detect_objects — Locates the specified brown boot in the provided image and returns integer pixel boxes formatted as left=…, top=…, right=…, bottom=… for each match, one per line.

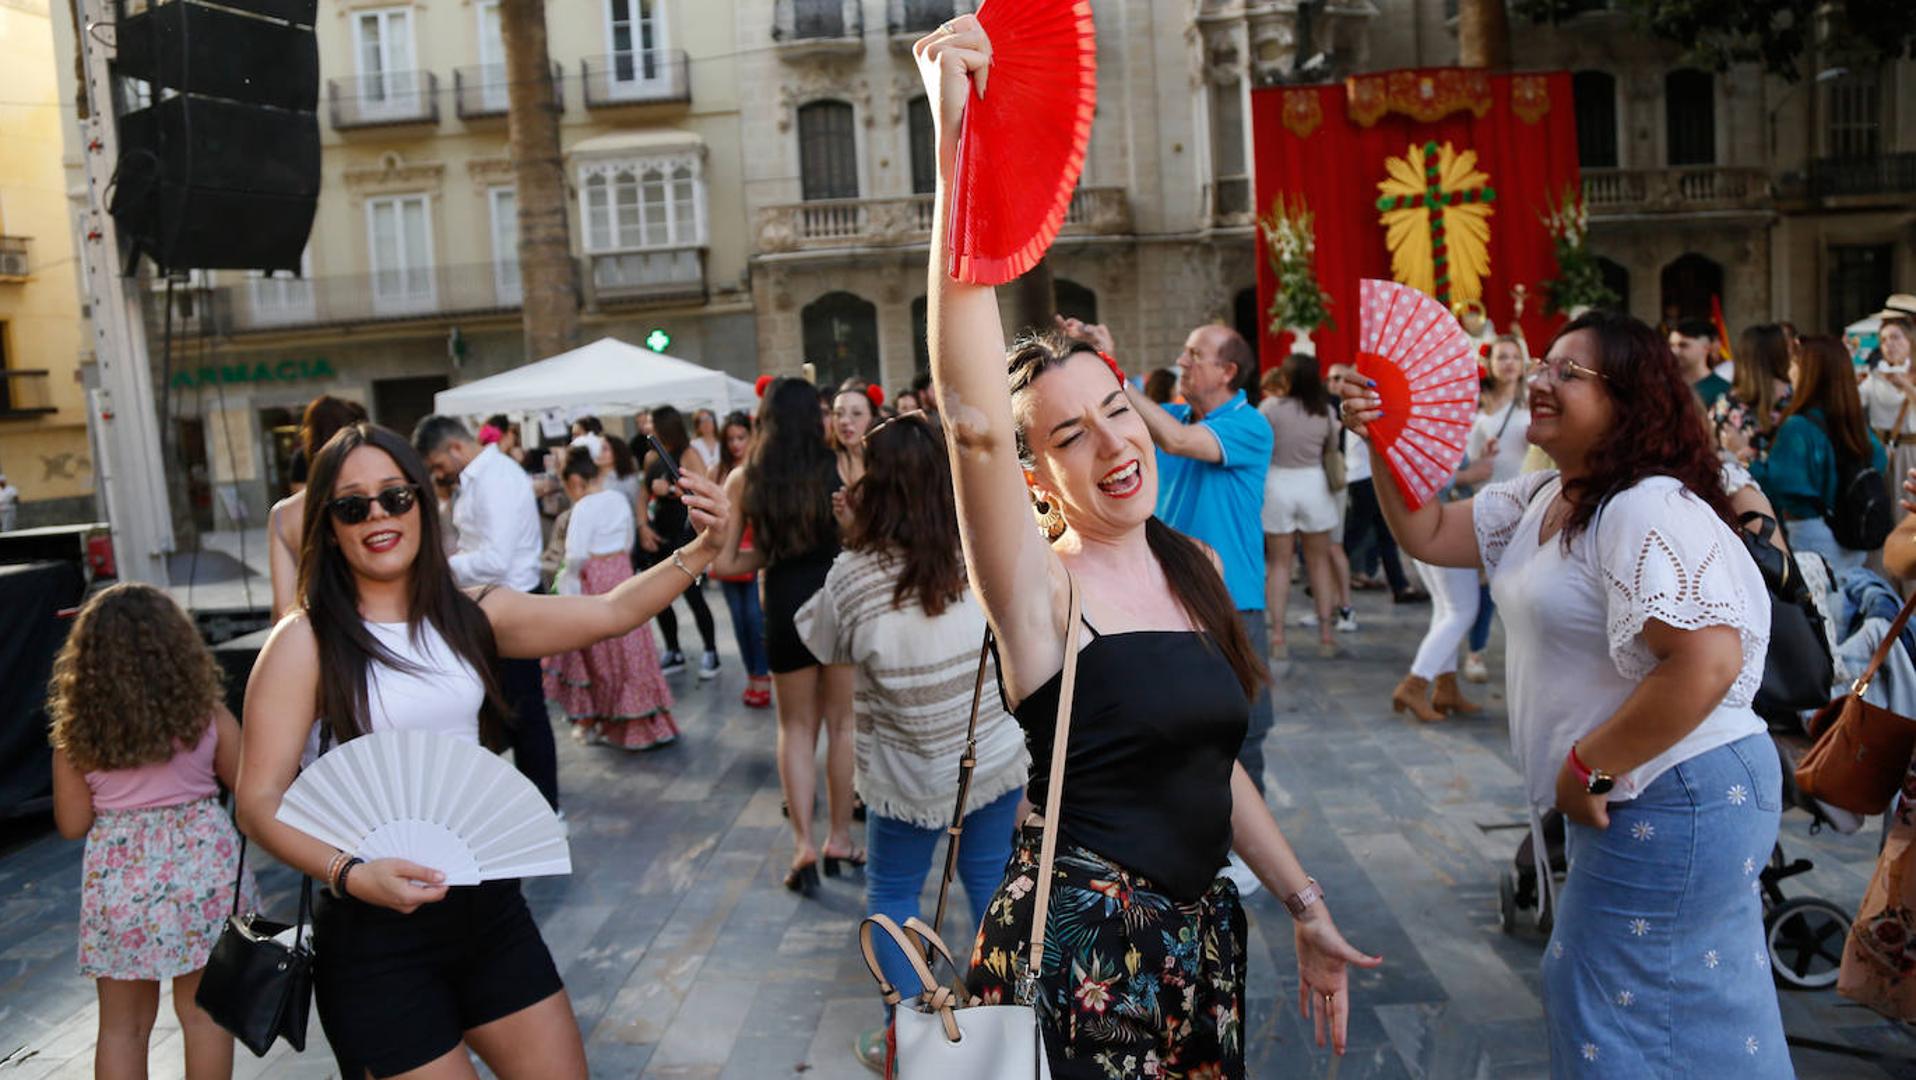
left=1390, top=675, right=1445, bottom=723
left=1431, top=672, right=1482, bottom=715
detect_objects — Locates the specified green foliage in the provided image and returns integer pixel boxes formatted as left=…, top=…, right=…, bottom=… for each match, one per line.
left=1510, top=0, right=1915, bottom=81
left=1538, top=186, right=1619, bottom=315
left=1260, top=195, right=1335, bottom=334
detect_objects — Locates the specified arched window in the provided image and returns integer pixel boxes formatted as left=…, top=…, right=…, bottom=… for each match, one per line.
left=1660, top=253, right=1723, bottom=324
left=1573, top=71, right=1618, bottom=169
left=1233, top=287, right=1261, bottom=368
left=1664, top=69, right=1715, bottom=166
left=1595, top=257, right=1630, bottom=313
left=798, top=100, right=858, bottom=201
left=1054, top=278, right=1097, bottom=323
left=908, top=95, right=937, bottom=195
left=803, top=291, right=880, bottom=387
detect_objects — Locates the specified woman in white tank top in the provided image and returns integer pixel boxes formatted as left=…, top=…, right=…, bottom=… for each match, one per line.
left=236, top=422, right=732, bottom=1080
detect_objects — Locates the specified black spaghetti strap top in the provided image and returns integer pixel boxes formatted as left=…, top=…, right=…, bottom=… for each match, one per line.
left=998, top=622, right=1249, bottom=902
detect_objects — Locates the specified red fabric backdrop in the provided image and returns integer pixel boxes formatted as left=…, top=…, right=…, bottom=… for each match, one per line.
left=1252, top=70, right=1580, bottom=371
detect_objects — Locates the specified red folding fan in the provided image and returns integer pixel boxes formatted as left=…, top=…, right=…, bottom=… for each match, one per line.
left=1352, top=279, right=1482, bottom=511
left=945, top=0, right=1097, bottom=285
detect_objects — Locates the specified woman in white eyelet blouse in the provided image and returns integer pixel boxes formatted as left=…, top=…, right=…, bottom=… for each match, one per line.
left=1340, top=310, right=1788, bottom=1079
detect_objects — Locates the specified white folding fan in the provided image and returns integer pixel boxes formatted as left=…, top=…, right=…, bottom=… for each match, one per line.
left=1351, top=278, right=1482, bottom=510
left=276, top=729, right=571, bottom=886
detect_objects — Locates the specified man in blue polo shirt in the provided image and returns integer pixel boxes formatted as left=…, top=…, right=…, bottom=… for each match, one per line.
left=1058, top=317, right=1276, bottom=804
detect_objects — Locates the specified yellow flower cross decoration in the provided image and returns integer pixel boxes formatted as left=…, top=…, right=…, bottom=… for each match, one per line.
left=1376, top=140, right=1496, bottom=309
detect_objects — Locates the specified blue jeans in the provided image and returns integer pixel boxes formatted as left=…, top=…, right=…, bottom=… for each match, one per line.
left=1468, top=583, right=1496, bottom=653
left=1238, top=610, right=1274, bottom=795
left=1543, top=732, right=1788, bottom=1077
left=718, top=578, right=769, bottom=678
left=866, top=787, right=1023, bottom=1017
left=1784, top=516, right=1868, bottom=577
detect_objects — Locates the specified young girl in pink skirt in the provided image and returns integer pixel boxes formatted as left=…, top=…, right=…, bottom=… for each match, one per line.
left=48, top=583, right=257, bottom=1079
left=544, top=445, right=678, bottom=750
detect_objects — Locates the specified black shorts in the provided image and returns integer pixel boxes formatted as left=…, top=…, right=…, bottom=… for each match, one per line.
left=761, top=552, right=834, bottom=674
left=312, top=878, right=564, bottom=1078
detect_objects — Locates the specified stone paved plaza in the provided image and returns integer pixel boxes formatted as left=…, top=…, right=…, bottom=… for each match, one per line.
left=3, top=580, right=1915, bottom=1078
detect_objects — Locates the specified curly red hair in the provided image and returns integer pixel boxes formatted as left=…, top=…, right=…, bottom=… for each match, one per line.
left=1552, top=310, right=1736, bottom=543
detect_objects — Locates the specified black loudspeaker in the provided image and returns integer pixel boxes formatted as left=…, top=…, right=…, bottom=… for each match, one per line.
left=108, top=0, right=320, bottom=274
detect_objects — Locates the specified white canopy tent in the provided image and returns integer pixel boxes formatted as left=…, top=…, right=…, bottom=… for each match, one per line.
left=433, top=337, right=759, bottom=420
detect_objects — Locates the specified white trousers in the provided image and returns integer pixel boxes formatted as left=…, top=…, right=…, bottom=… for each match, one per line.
left=1410, top=561, right=1480, bottom=679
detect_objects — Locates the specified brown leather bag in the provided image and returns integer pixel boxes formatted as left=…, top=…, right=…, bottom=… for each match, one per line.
left=1796, top=591, right=1916, bottom=815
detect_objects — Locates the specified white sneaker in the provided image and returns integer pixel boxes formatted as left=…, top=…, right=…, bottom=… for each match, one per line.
left=698, top=650, right=721, bottom=681
left=1335, top=607, right=1359, bottom=633
left=1296, top=612, right=1319, bottom=628
left=1463, top=653, right=1489, bottom=683
left=1221, top=852, right=1263, bottom=897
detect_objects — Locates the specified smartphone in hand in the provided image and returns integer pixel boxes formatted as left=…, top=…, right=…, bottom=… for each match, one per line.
left=646, top=434, right=682, bottom=488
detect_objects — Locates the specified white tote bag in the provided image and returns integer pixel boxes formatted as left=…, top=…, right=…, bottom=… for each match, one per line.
left=857, top=578, right=1083, bottom=1079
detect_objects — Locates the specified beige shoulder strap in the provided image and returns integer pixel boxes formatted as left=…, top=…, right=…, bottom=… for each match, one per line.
left=1024, top=575, right=1083, bottom=985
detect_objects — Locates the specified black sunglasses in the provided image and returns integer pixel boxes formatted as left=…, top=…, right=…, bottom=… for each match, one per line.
left=327, top=484, right=421, bottom=525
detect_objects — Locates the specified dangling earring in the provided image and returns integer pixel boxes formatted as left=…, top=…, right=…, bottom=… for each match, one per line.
left=1031, top=494, right=1065, bottom=540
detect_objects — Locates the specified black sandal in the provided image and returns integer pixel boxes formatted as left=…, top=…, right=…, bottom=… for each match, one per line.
left=784, top=860, right=820, bottom=896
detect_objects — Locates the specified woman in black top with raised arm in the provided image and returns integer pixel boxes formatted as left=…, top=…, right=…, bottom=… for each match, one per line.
left=914, top=18, right=1380, bottom=1078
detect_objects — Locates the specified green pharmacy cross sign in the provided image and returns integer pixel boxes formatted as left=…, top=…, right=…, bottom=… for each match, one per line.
left=644, top=329, right=672, bottom=353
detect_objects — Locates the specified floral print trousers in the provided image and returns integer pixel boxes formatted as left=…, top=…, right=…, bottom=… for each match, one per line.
left=967, top=825, right=1246, bottom=1080
left=1545, top=732, right=1790, bottom=1078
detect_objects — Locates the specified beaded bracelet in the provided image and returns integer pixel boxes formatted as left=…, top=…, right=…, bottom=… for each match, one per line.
left=331, top=857, right=364, bottom=900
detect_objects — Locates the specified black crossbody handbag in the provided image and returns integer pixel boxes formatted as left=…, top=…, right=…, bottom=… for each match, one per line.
left=195, top=840, right=315, bottom=1056
left=195, top=726, right=329, bottom=1057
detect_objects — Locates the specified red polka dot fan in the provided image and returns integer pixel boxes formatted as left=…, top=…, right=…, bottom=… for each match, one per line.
left=1352, top=279, right=1482, bottom=510
left=945, top=0, right=1098, bottom=285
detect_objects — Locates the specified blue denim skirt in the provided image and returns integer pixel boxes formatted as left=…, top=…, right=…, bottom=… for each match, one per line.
left=1543, top=732, right=1791, bottom=1078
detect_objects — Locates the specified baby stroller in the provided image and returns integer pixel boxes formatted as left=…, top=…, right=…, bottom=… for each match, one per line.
left=1496, top=528, right=1853, bottom=991
left=1495, top=772, right=1852, bottom=991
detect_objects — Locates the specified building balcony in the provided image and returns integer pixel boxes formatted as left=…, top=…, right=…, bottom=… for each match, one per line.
left=586, top=246, right=705, bottom=303
left=1582, top=166, right=1771, bottom=217
left=1809, top=153, right=1916, bottom=200
left=0, top=370, right=56, bottom=419
left=163, top=262, right=541, bottom=335
left=328, top=72, right=439, bottom=131
left=772, top=0, right=864, bottom=57
left=886, top=0, right=974, bottom=47
left=754, top=186, right=1131, bottom=255
left=580, top=50, right=690, bottom=110
left=453, top=63, right=563, bottom=121
left=0, top=235, right=28, bottom=280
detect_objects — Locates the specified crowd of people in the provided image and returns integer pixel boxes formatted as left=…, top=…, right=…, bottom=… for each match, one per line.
left=38, top=12, right=1916, bottom=1075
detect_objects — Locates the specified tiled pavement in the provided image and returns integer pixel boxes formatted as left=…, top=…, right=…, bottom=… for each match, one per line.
left=4, top=582, right=1916, bottom=1078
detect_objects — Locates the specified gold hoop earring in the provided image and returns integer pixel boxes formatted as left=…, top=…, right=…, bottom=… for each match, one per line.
left=1032, top=496, right=1064, bottom=540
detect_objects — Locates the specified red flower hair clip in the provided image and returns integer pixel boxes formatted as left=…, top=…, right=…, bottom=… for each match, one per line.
left=865, top=384, right=885, bottom=409
left=754, top=375, right=774, bottom=398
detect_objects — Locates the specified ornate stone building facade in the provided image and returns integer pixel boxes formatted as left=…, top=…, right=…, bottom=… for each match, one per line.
left=736, top=0, right=1380, bottom=389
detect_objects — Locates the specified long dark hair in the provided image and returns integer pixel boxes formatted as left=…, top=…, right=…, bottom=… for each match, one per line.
left=745, top=378, right=838, bottom=563
left=302, top=395, right=366, bottom=460
left=1281, top=353, right=1332, bottom=417
left=299, top=423, right=510, bottom=748
left=1007, top=331, right=1266, bottom=700
left=716, top=410, right=752, bottom=483
left=1732, top=323, right=1790, bottom=434
left=1783, top=335, right=1873, bottom=462
left=847, top=414, right=966, bottom=617
left=605, top=434, right=637, bottom=478
left=1552, top=311, right=1736, bottom=544
left=652, top=405, right=690, bottom=458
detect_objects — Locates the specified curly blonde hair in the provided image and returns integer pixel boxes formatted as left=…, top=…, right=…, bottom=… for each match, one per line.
left=48, top=583, right=224, bottom=773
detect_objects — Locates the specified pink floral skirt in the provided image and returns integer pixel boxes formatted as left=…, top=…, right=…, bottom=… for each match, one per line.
left=544, top=553, right=677, bottom=749
left=79, top=796, right=258, bottom=980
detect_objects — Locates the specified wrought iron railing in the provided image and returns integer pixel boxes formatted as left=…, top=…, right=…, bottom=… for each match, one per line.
left=328, top=71, right=439, bottom=129
left=773, top=0, right=864, bottom=43
left=580, top=50, right=691, bottom=108
left=1809, top=153, right=1916, bottom=199
left=453, top=63, right=564, bottom=120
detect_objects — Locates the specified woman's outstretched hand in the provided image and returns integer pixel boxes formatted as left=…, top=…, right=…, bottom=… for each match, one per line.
left=912, top=15, right=991, bottom=153
left=1294, top=909, right=1384, bottom=1055
left=680, top=472, right=732, bottom=552
left=1336, top=373, right=1383, bottom=442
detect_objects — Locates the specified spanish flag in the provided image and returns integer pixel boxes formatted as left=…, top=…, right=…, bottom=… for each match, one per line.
left=1710, top=295, right=1734, bottom=363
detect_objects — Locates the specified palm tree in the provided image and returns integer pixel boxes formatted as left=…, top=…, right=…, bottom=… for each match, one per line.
left=1457, top=0, right=1512, bottom=69
left=501, top=0, right=579, bottom=361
